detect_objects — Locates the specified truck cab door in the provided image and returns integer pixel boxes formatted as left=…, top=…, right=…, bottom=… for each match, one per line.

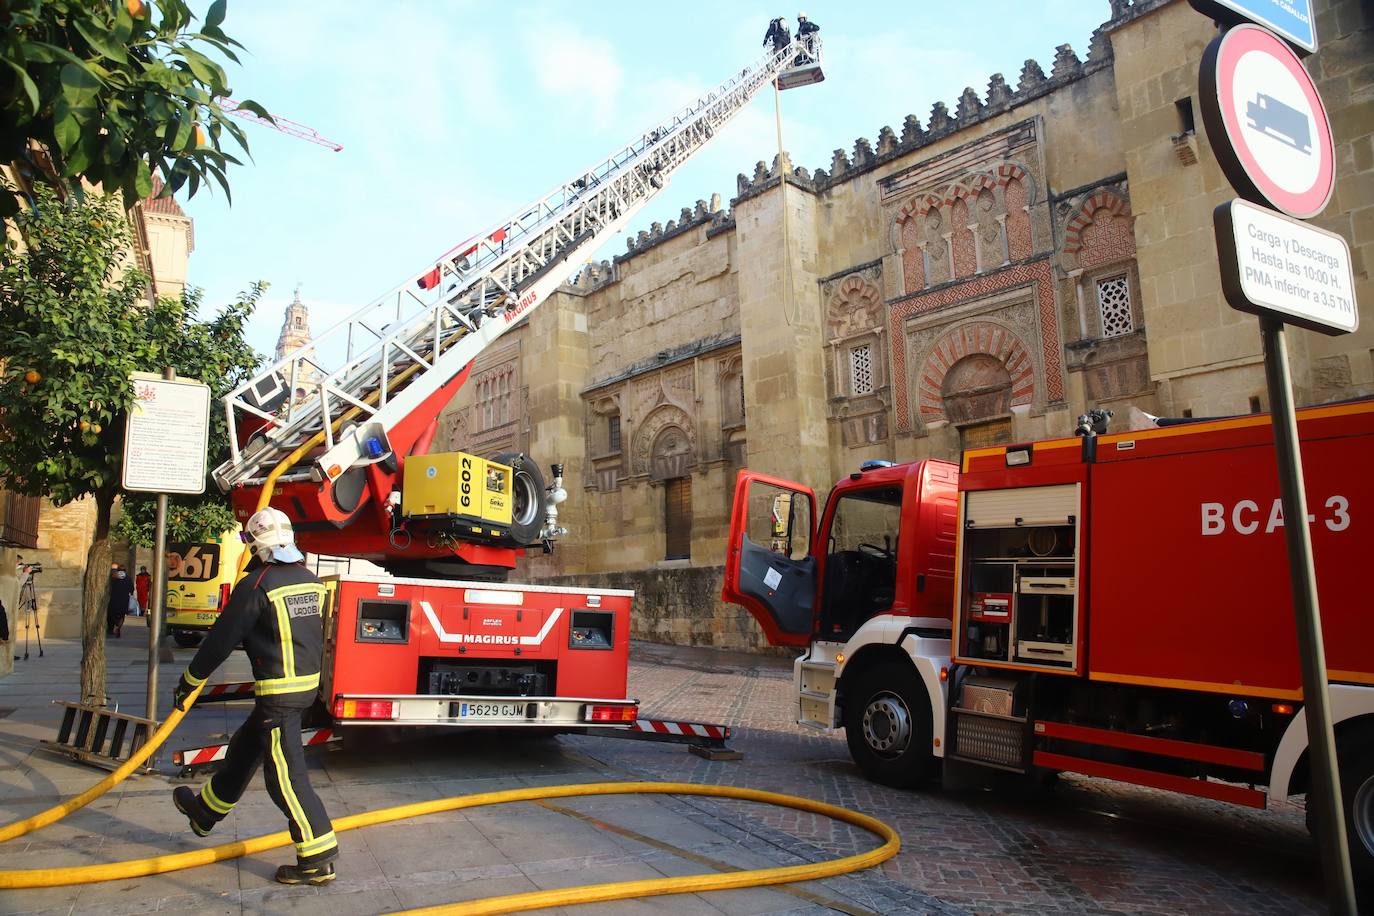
left=722, top=471, right=817, bottom=648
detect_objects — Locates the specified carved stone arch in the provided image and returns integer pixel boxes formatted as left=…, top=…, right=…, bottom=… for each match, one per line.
left=915, top=321, right=1035, bottom=423
left=993, top=161, right=1036, bottom=260
left=894, top=193, right=946, bottom=293
left=946, top=172, right=996, bottom=206
left=632, top=404, right=696, bottom=479
left=994, top=161, right=1033, bottom=195
left=1064, top=191, right=1131, bottom=255
left=893, top=193, right=945, bottom=247
left=827, top=275, right=883, bottom=340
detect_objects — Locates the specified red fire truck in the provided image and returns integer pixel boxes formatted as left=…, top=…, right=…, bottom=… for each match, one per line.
left=724, top=399, right=1374, bottom=882
left=200, top=40, right=825, bottom=733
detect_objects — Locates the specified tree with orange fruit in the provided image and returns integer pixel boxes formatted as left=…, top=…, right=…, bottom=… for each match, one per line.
left=0, top=185, right=261, bottom=705
left=0, top=0, right=268, bottom=218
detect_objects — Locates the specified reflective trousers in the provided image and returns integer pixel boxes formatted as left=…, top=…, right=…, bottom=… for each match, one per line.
left=197, top=703, right=337, bottom=864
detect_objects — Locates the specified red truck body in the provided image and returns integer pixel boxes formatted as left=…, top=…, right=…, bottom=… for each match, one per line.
left=724, top=398, right=1374, bottom=883
left=322, top=575, right=635, bottom=729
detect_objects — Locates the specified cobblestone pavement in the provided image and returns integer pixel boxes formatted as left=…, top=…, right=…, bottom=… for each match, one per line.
left=0, top=631, right=1333, bottom=914
left=565, top=642, right=1329, bottom=916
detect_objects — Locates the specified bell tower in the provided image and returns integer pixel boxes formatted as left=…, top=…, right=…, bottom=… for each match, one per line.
left=275, top=286, right=321, bottom=395
left=276, top=285, right=313, bottom=361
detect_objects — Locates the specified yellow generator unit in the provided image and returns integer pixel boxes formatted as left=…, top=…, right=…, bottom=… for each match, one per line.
left=403, top=452, right=514, bottom=540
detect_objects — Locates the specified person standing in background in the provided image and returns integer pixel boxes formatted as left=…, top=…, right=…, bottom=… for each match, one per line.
left=107, top=567, right=134, bottom=637
left=135, top=565, right=151, bottom=617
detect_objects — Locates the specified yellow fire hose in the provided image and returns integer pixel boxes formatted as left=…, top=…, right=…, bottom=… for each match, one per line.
left=0, top=687, right=901, bottom=914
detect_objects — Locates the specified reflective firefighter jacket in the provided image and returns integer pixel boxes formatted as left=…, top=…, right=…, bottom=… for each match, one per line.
left=185, top=561, right=327, bottom=707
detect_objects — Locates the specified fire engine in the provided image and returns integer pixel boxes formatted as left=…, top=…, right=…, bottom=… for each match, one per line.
left=723, top=399, right=1374, bottom=882
left=202, top=39, right=825, bottom=733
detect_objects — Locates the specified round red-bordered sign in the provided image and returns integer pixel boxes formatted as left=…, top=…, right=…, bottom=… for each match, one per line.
left=1199, top=23, right=1335, bottom=219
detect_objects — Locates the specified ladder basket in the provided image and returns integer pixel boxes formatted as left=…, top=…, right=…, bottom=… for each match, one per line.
left=41, top=701, right=157, bottom=773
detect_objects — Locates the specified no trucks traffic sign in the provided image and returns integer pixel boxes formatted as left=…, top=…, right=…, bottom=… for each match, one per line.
left=1199, top=23, right=1334, bottom=219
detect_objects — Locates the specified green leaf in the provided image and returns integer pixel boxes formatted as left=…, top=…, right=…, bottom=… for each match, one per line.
left=232, top=98, right=273, bottom=123
left=205, top=0, right=227, bottom=29
left=134, top=160, right=152, bottom=199
left=73, top=19, right=129, bottom=64
left=53, top=112, right=80, bottom=155
left=60, top=63, right=102, bottom=105
left=172, top=117, right=192, bottom=150
left=3, top=60, right=41, bottom=114
left=178, top=48, right=225, bottom=90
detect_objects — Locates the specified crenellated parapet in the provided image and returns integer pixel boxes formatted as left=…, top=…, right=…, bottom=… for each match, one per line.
left=615, top=193, right=730, bottom=265
left=712, top=6, right=1164, bottom=238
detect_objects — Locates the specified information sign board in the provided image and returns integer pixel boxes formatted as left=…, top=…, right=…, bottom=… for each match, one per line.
left=1187, top=0, right=1316, bottom=54
left=121, top=373, right=211, bottom=494
left=1214, top=198, right=1358, bottom=335
left=1199, top=23, right=1334, bottom=219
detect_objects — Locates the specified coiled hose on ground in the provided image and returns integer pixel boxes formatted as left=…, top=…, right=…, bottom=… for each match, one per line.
left=0, top=681, right=900, bottom=914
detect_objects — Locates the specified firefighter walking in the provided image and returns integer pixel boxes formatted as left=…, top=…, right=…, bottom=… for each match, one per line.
left=170, top=507, right=338, bottom=885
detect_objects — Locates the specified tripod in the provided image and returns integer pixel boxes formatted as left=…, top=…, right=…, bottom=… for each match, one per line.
left=16, top=562, right=43, bottom=660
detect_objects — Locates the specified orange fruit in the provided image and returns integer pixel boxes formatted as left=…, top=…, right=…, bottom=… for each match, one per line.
left=24, top=369, right=39, bottom=384
left=194, top=125, right=207, bottom=146
left=92, top=424, right=102, bottom=434
left=79, top=420, right=90, bottom=431
left=126, top=0, right=146, bottom=17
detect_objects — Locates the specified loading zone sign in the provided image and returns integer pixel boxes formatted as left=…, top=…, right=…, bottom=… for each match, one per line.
left=1199, top=23, right=1334, bottom=219
left=1215, top=199, right=1357, bottom=335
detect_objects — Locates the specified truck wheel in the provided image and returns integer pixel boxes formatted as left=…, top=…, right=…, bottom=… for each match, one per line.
left=172, top=630, right=202, bottom=648
left=842, top=660, right=935, bottom=788
left=1339, top=731, right=1374, bottom=888
left=494, top=452, right=545, bottom=547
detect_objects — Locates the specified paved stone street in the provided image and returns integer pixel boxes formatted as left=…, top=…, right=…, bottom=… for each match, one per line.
left=0, top=626, right=1327, bottom=914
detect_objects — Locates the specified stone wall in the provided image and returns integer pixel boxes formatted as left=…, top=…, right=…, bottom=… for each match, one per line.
left=534, top=566, right=788, bottom=654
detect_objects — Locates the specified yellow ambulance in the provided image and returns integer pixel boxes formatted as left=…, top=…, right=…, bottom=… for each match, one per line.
left=164, top=532, right=245, bottom=647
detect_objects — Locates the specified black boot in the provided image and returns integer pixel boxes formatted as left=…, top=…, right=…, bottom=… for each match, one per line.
left=274, top=861, right=336, bottom=886
left=173, top=786, right=214, bottom=837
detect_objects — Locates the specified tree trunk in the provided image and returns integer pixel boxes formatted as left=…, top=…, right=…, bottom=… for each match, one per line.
left=80, top=491, right=114, bottom=706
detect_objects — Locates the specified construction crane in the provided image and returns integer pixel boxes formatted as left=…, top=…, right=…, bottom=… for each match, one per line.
left=221, top=99, right=343, bottom=152
left=212, top=37, right=824, bottom=579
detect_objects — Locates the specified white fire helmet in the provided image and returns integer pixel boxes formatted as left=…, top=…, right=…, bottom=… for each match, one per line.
left=243, top=507, right=304, bottom=564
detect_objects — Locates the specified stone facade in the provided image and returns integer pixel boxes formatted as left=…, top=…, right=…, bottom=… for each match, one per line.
left=434, top=0, right=1371, bottom=652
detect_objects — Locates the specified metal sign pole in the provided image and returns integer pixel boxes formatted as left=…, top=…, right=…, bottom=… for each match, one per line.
left=145, top=367, right=175, bottom=724
left=1259, top=319, right=1357, bottom=914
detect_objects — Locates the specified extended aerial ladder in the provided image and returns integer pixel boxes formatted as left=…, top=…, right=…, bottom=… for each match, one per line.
left=212, top=38, right=823, bottom=577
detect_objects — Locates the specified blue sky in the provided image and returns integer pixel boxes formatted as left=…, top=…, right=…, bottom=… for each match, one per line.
left=182, top=2, right=1114, bottom=357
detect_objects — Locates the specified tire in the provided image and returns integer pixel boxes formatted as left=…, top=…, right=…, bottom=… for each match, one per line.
left=842, top=660, right=936, bottom=788
left=494, top=452, right=545, bottom=547
left=1338, top=729, right=1374, bottom=890
left=172, top=630, right=202, bottom=648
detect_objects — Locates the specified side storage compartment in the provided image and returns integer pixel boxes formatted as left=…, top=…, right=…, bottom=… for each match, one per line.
left=957, top=484, right=1082, bottom=674
left=947, top=675, right=1028, bottom=773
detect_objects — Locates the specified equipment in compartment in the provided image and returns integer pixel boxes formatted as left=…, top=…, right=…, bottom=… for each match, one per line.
left=958, top=510, right=1079, bottom=670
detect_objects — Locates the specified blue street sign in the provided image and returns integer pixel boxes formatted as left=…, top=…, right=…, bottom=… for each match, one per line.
left=1188, top=0, right=1317, bottom=54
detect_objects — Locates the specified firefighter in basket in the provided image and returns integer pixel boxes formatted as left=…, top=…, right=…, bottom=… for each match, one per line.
left=170, top=507, right=339, bottom=886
